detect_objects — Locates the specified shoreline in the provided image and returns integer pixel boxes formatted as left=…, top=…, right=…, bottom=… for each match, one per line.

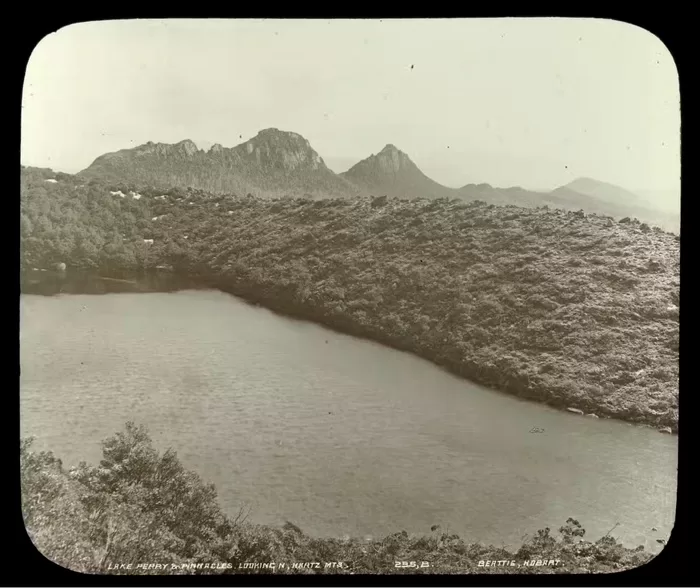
left=21, top=265, right=678, bottom=435
left=204, top=270, right=678, bottom=435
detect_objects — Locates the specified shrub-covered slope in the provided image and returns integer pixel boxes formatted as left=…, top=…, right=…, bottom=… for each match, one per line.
left=20, top=168, right=680, bottom=430
left=21, top=423, right=655, bottom=575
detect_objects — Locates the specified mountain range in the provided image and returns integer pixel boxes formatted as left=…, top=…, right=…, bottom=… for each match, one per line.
left=77, top=128, right=680, bottom=232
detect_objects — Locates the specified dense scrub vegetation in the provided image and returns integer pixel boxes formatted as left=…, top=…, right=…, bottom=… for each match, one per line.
left=21, top=422, right=655, bottom=575
left=20, top=167, right=680, bottom=430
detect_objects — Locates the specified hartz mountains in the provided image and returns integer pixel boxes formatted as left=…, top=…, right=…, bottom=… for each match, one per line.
left=78, top=128, right=680, bottom=232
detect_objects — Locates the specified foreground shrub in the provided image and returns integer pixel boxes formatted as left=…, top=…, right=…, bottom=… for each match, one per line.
left=21, top=424, right=656, bottom=575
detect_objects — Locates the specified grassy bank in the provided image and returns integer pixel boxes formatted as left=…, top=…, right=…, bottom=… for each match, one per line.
left=20, top=168, right=680, bottom=430
left=21, top=422, right=655, bottom=575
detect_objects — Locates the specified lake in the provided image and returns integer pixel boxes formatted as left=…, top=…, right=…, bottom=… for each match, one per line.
left=19, top=270, right=677, bottom=552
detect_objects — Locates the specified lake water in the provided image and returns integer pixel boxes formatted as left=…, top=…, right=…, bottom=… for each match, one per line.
left=19, top=271, right=677, bottom=552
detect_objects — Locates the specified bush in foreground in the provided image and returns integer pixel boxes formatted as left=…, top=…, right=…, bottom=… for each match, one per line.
left=21, top=423, right=655, bottom=575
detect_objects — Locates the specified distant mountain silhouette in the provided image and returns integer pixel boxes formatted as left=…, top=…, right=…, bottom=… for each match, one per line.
left=340, top=144, right=455, bottom=200
left=76, top=129, right=679, bottom=232
left=458, top=183, right=552, bottom=208
left=560, top=177, right=641, bottom=205
left=79, top=129, right=362, bottom=199
left=550, top=177, right=680, bottom=232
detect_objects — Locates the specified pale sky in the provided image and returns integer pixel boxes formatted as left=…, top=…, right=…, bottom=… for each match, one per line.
left=22, top=18, right=680, bottom=193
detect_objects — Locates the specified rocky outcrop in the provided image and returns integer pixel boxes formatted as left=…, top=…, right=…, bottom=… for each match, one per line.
left=231, top=128, right=326, bottom=172
left=78, top=129, right=361, bottom=200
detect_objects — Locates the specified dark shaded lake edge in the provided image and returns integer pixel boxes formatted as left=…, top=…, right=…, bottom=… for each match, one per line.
left=21, top=266, right=677, bottom=435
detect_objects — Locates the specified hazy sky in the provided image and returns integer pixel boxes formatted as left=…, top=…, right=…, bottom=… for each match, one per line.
left=22, top=18, right=680, bottom=192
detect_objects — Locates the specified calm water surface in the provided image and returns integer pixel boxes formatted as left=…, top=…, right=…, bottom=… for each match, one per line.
left=19, top=274, right=677, bottom=551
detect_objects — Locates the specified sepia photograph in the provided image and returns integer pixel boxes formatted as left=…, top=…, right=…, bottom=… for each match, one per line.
left=19, top=17, right=680, bottom=576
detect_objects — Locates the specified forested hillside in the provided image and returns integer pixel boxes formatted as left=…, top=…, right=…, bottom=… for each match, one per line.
left=20, top=167, right=680, bottom=431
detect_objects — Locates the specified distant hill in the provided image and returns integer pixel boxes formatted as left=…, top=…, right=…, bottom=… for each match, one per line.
left=78, top=129, right=363, bottom=200
left=340, top=146, right=564, bottom=209
left=76, top=130, right=679, bottom=232
left=560, top=177, right=641, bottom=205
left=549, top=178, right=680, bottom=232
left=458, top=184, right=552, bottom=208
left=77, top=132, right=564, bottom=206
left=340, top=144, right=456, bottom=200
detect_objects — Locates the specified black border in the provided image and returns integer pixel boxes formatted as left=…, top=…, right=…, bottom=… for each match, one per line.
left=12, top=10, right=691, bottom=587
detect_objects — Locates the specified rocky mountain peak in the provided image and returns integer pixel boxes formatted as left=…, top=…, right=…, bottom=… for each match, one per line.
left=374, top=144, right=412, bottom=173
left=345, top=144, right=414, bottom=178
left=233, top=128, right=326, bottom=172
left=175, top=139, right=199, bottom=156
left=131, top=139, right=200, bottom=159
left=339, top=143, right=455, bottom=200
left=380, top=143, right=401, bottom=154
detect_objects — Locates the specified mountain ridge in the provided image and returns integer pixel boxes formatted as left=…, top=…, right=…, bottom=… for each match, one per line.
left=560, top=177, right=641, bottom=205
left=76, top=128, right=679, bottom=232
left=80, top=128, right=362, bottom=200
